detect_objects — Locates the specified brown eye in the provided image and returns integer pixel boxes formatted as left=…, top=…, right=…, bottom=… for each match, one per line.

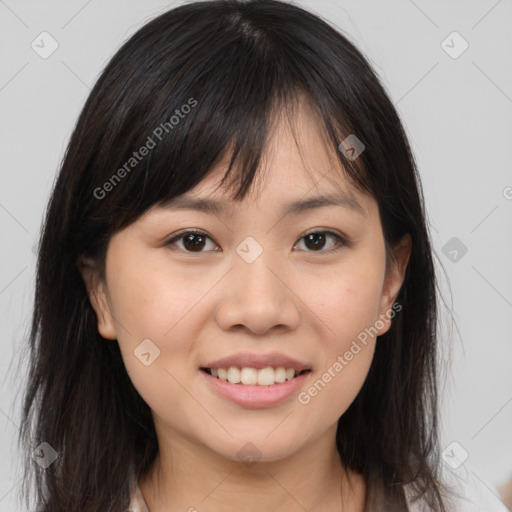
left=295, top=231, right=345, bottom=253
left=166, top=229, right=346, bottom=254
left=166, top=230, right=218, bottom=253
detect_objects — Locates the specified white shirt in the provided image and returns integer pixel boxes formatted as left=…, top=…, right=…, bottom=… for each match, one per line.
left=427, top=465, right=510, bottom=512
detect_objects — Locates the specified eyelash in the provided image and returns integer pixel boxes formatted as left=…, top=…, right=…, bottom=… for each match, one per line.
left=165, top=229, right=347, bottom=255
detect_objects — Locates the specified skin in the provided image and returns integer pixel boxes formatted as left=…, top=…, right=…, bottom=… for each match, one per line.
left=81, top=98, right=411, bottom=512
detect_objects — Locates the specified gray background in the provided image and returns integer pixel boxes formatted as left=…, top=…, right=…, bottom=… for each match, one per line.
left=1, top=0, right=511, bottom=510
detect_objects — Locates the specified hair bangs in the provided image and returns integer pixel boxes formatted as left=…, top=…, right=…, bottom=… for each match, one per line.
left=80, top=5, right=372, bottom=243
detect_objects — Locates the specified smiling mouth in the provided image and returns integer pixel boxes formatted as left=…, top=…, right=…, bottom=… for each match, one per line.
left=201, top=367, right=311, bottom=386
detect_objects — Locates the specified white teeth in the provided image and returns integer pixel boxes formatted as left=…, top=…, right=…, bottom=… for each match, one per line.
left=274, top=367, right=287, bottom=383
left=240, top=367, right=258, bottom=385
left=208, top=366, right=302, bottom=386
left=257, top=367, right=275, bottom=386
left=227, top=367, right=241, bottom=384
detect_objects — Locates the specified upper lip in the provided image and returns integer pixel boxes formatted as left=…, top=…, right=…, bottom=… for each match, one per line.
left=202, top=352, right=311, bottom=372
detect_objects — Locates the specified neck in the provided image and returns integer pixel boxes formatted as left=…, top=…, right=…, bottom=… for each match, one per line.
left=138, top=424, right=366, bottom=512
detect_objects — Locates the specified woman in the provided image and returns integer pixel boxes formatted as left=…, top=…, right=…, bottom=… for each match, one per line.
left=20, top=1, right=482, bottom=510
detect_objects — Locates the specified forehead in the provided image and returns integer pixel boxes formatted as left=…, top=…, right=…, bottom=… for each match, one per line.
left=144, top=92, right=378, bottom=227
left=185, top=96, right=368, bottom=206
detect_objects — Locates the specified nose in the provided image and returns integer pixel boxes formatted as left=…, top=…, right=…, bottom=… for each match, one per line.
left=215, top=253, right=301, bottom=336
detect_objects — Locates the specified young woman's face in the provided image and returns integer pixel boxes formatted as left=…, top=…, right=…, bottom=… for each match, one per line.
left=84, top=100, right=411, bottom=464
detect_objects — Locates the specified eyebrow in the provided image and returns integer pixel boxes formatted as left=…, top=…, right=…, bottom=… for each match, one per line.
left=161, top=191, right=367, bottom=218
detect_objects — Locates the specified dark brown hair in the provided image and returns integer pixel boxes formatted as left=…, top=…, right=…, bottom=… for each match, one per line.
left=19, top=1, right=450, bottom=510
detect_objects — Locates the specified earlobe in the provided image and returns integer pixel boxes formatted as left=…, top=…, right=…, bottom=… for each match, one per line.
left=77, top=258, right=117, bottom=340
left=377, top=234, right=412, bottom=336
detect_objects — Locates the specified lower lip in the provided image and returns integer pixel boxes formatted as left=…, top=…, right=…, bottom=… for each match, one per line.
left=201, top=370, right=311, bottom=408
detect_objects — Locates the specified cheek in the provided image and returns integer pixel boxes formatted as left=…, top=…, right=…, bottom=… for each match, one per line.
left=291, top=249, right=384, bottom=420
left=296, top=277, right=380, bottom=425
left=105, top=244, right=219, bottom=345
left=297, top=341, right=376, bottom=430
left=301, top=247, right=386, bottom=346
left=103, top=247, right=211, bottom=410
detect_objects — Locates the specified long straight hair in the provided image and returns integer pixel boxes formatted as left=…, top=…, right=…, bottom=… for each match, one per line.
left=19, top=1, right=450, bottom=510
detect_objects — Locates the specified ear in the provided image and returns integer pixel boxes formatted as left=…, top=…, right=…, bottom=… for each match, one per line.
left=376, top=233, right=412, bottom=336
left=77, top=258, right=117, bottom=340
